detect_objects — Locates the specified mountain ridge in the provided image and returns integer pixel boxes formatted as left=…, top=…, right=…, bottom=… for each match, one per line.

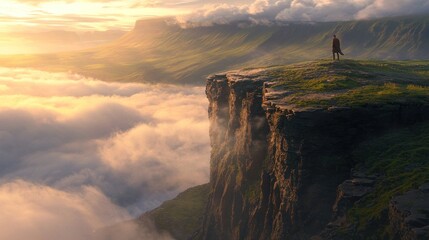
left=0, top=15, right=428, bottom=84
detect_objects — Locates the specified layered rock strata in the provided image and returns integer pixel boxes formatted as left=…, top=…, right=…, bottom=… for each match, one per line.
left=201, top=68, right=429, bottom=240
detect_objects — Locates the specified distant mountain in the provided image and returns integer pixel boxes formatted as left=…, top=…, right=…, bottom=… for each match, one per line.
left=0, top=15, right=428, bottom=84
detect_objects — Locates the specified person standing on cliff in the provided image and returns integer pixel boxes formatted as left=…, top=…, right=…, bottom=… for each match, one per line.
left=332, top=35, right=344, bottom=60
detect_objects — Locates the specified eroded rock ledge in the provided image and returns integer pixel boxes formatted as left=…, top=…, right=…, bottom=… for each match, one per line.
left=390, top=183, right=429, bottom=240
left=200, top=61, right=429, bottom=240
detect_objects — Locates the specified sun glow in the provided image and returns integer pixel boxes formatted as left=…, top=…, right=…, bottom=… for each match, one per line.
left=0, top=0, right=187, bottom=32
left=0, top=0, right=189, bottom=54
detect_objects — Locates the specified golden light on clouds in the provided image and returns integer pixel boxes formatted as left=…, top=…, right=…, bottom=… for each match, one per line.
left=0, top=67, right=210, bottom=238
left=0, top=0, right=191, bottom=53
left=1, top=0, right=428, bottom=32
left=0, top=0, right=188, bottom=32
left=0, top=67, right=210, bottom=206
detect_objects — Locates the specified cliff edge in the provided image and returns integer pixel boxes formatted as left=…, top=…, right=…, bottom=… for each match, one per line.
left=143, top=60, right=429, bottom=240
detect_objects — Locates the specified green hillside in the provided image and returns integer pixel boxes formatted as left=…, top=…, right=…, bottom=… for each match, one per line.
left=0, top=15, right=428, bottom=84
left=140, top=184, right=209, bottom=240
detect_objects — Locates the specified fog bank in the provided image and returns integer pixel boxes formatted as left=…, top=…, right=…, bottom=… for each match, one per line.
left=0, top=68, right=210, bottom=239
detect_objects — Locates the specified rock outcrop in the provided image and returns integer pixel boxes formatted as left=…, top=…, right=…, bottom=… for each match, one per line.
left=389, top=183, right=429, bottom=240
left=200, top=61, right=429, bottom=240
left=332, top=170, right=377, bottom=221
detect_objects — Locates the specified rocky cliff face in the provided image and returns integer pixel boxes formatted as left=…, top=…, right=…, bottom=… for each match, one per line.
left=201, top=62, right=429, bottom=240
left=389, top=183, right=429, bottom=240
left=203, top=71, right=270, bottom=240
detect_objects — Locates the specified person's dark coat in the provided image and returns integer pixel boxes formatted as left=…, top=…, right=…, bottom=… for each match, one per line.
left=332, top=37, right=344, bottom=55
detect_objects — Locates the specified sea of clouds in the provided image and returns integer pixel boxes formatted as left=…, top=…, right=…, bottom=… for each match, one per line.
left=176, top=0, right=429, bottom=27
left=0, top=68, right=210, bottom=240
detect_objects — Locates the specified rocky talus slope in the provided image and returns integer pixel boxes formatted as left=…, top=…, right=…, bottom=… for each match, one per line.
left=144, top=60, right=429, bottom=239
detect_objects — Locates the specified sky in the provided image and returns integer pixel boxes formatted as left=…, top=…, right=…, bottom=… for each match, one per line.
left=1, top=0, right=428, bottom=32
left=0, top=68, right=210, bottom=239
left=0, top=0, right=246, bottom=32
left=0, top=0, right=182, bottom=32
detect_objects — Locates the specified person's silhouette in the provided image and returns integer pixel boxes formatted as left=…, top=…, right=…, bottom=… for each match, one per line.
left=332, top=35, right=344, bottom=60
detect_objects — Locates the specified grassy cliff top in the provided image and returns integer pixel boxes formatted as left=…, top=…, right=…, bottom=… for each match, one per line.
left=263, top=60, right=429, bottom=109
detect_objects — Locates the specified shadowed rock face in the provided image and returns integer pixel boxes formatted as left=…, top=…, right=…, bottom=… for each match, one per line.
left=389, top=183, right=429, bottom=240
left=203, top=71, right=270, bottom=240
left=332, top=170, right=377, bottom=221
left=201, top=64, right=429, bottom=240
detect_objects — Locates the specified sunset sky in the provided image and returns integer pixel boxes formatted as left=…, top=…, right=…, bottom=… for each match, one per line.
left=0, top=0, right=186, bottom=32
left=0, top=0, right=247, bottom=32
left=1, top=0, right=428, bottom=32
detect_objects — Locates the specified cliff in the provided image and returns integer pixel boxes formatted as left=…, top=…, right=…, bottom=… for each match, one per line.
left=140, top=60, right=429, bottom=239
left=200, top=60, right=429, bottom=239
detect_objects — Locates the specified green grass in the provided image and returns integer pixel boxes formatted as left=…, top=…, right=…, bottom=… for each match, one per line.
left=143, top=184, right=210, bottom=240
left=346, top=122, right=429, bottom=237
left=333, top=83, right=429, bottom=106
left=268, top=60, right=429, bottom=108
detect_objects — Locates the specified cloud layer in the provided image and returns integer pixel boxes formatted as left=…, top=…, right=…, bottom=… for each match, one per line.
left=0, top=68, right=210, bottom=239
left=176, top=0, right=429, bottom=27
left=0, top=181, right=130, bottom=240
left=1, top=0, right=427, bottom=33
left=0, top=0, right=186, bottom=32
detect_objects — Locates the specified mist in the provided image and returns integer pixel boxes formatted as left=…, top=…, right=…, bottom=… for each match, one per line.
left=0, top=68, right=210, bottom=239
left=0, top=30, right=125, bottom=55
